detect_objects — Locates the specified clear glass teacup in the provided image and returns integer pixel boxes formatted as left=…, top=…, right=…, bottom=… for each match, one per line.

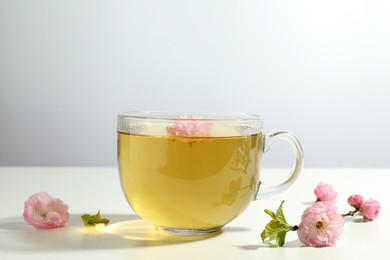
left=117, top=111, right=303, bottom=235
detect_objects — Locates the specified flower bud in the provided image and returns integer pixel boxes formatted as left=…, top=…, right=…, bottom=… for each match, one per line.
left=360, top=199, right=381, bottom=221
left=347, top=194, right=364, bottom=209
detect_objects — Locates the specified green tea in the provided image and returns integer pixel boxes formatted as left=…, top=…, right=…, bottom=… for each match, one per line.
left=118, top=132, right=262, bottom=230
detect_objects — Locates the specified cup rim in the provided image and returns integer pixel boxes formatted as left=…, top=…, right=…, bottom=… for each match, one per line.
left=118, top=110, right=262, bottom=122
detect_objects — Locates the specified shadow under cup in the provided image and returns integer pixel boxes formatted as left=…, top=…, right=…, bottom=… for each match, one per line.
left=117, top=111, right=303, bottom=235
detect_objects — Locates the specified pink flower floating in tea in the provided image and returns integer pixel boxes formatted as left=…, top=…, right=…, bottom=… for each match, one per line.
left=261, top=182, right=381, bottom=247
left=23, top=192, right=69, bottom=229
left=166, top=116, right=212, bottom=137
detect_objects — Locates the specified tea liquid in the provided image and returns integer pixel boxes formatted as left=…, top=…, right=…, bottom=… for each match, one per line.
left=118, top=132, right=262, bottom=229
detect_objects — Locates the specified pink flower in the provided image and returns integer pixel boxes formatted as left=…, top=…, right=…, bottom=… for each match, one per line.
left=23, top=192, right=69, bottom=229
left=297, top=202, right=344, bottom=247
left=347, top=194, right=364, bottom=209
left=360, top=199, right=381, bottom=221
left=166, top=116, right=212, bottom=137
left=314, top=182, right=337, bottom=202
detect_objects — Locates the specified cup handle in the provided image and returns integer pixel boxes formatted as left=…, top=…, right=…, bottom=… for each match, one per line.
left=255, top=130, right=304, bottom=198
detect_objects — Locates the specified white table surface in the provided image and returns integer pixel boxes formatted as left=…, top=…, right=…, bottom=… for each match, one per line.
left=0, top=167, right=388, bottom=260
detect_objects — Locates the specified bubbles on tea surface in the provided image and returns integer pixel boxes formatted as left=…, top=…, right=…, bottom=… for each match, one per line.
left=118, top=118, right=146, bottom=135
left=118, top=118, right=262, bottom=137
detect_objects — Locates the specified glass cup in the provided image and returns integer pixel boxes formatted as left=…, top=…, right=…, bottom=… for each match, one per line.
left=117, top=111, right=303, bottom=235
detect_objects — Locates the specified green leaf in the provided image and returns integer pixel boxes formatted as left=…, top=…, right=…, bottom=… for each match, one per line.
left=260, top=201, right=295, bottom=247
left=275, top=200, right=288, bottom=225
left=81, top=210, right=110, bottom=226
left=260, top=229, right=267, bottom=242
left=81, top=214, right=92, bottom=225
left=276, top=231, right=287, bottom=247
left=264, top=209, right=277, bottom=220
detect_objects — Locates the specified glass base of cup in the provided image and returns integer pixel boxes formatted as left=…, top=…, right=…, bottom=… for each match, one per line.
left=156, top=225, right=222, bottom=235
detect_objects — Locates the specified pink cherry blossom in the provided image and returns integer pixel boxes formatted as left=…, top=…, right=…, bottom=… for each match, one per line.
left=347, top=194, right=364, bottom=209
left=297, top=201, right=344, bottom=247
left=314, top=182, right=337, bottom=202
left=23, top=192, right=69, bottom=229
left=360, top=199, right=381, bottom=221
left=166, top=115, right=212, bottom=137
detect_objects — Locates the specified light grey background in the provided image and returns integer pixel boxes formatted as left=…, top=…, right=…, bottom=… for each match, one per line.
left=1, top=0, right=389, bottom=167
